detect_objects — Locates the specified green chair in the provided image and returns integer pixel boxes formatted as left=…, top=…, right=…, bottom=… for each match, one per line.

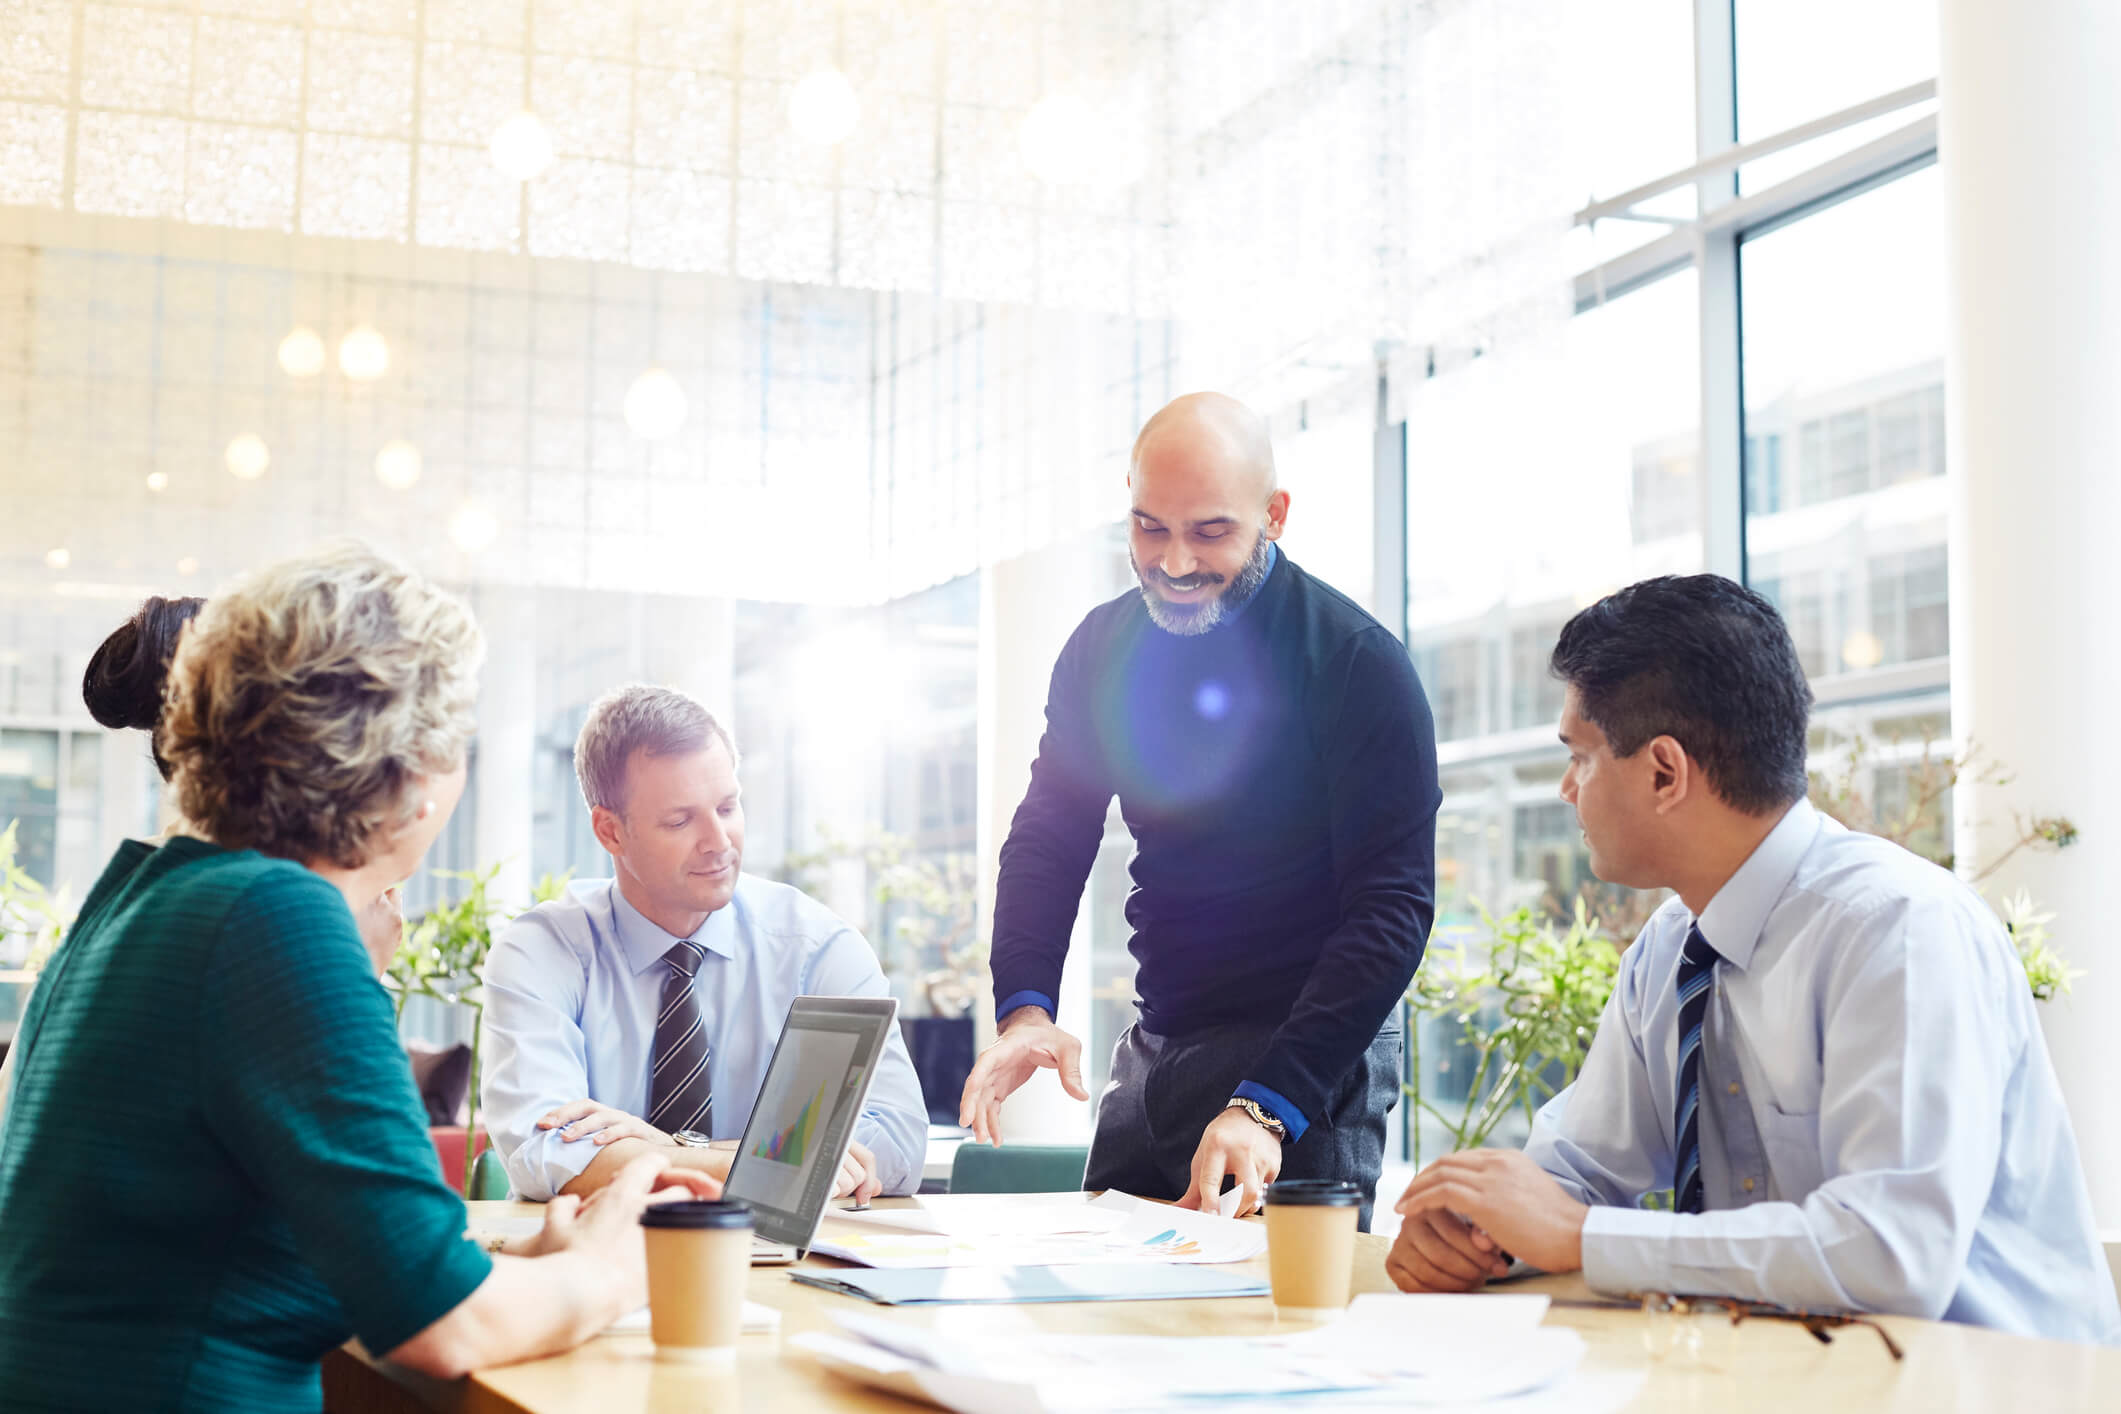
left=948, top=1143, right=1090, bottom=1194
left=468, top=1146, right=512, bottom=1201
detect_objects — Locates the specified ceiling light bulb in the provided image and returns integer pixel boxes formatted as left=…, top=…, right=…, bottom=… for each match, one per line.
left=624, top=367, right=688, bottom=440
left=788, top=69, right=859, bottom=145
left=44, top=547, right=70, bottom=570
left=448, top=500, right=500, bottom=554
left=225, top=433, right=271, bottom=480
left=277, top=325, right=327, bottom=377
left=176, top=556, right=199, bottom=575
left=490, top=111, right=555, bottom=181
left=374, top=439, right=422, bottom=490
left=145, top=471, right=169, bottom=492
left=338, top=326, right=390, bottom=381
left=1840, top=630, right=1885, bottom=672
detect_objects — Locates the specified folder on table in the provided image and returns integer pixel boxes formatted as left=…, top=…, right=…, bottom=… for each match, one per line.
left=790, top=1261, right=1271, bottom=1306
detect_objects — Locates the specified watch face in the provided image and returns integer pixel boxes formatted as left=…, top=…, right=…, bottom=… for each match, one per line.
left=673, top=1129, right=712, bottom=1147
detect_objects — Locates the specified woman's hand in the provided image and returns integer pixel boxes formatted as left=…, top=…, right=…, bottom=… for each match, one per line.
left=511, top=1155, right=719, bottom=1262
left=355, top=886, right=405, bottom=975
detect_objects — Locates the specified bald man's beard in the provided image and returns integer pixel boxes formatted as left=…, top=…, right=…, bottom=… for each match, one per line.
left=1131, top=531, right=1272, bottom=637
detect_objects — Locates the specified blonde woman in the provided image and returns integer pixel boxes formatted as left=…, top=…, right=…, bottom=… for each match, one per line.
left=0, top=594, right=400, bottom=1132
left=0, top=545, right=715, bottom=1412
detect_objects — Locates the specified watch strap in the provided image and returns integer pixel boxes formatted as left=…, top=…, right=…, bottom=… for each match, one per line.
left=1229, top=1096, right=1287, bottom=1140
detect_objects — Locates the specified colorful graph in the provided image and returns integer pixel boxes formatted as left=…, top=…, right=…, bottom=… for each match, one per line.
left=752, top=1077, right=827, bottom=1165
left=1135, top=1229, right=1203, bottom=1258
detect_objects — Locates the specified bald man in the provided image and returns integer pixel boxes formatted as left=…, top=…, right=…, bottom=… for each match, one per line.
left=960, top=392, right=1440, bottom=1228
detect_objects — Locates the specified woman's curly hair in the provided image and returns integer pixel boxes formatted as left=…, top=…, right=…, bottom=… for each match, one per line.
left=160, top=542, right=484, bottom=868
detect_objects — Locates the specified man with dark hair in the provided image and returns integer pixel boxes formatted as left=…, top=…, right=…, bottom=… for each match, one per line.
left=1387, top=574, right=2119, bottom=1344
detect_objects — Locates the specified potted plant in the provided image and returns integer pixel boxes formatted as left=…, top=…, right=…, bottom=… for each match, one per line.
left=1403, top=900, right=1620, bottom=1167
left=0, top=820, right=73, bottom=979
left=385, top=865, right=570, bottom=1195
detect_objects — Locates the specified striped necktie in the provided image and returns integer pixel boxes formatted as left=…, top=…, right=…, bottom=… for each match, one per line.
left=1673, top=924, right=1717, bottom=1215
left=648, top=938, right=713, bottom=1135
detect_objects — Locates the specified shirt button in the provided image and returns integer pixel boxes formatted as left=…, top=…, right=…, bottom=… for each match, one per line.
left=1727, top=1082, right=1741, bottom=1095
left=1743, top=1178, right=1756, bottom=1193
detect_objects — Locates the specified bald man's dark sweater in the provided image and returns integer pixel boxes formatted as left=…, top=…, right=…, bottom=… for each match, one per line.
left=990, top=552, right=1440, bottom=1139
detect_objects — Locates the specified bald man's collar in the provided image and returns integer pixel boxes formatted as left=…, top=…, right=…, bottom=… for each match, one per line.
left=1216, top=542, right=1279, bottom=628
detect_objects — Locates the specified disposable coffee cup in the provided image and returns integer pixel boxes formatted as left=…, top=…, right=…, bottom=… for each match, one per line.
left=640, top=1200, right=753, bottom=1364
left=1263, top=1180, right=1362, bottom=1321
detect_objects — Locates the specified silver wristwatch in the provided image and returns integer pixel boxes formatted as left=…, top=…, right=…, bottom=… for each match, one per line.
left=1226, top=1096, right=1288, bottom=1141
left=671, top=1129, right=715, bottom=1148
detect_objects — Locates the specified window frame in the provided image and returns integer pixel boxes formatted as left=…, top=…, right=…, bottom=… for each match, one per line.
left=1386, top=0, right=1949, bottom=1161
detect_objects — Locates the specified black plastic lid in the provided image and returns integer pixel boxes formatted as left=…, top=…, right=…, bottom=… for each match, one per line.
left=640, top=1200, right=755, bottom=1231
left=1264, top=1180, right=1363, bottom=1208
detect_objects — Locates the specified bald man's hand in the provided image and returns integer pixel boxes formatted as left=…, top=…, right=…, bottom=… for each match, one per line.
left=958, top=1006, right=1089, bottom=1145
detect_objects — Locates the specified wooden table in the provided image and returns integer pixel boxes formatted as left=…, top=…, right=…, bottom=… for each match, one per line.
left=323, top=1200, right=2121, bottom=1413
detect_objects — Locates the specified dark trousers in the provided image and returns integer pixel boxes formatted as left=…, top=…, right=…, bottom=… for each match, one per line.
left=1084, top=1019, right=1403, bottom=1230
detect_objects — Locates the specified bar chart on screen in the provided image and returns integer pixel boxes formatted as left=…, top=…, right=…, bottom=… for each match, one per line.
left=752, top=1078, right=828, bottom=1165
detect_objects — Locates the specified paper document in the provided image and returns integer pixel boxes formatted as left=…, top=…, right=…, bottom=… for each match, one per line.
left=809, top=1191, right=1265, bottom=1269
left=790, top=1296, right=1632, bottom=1412
left=826, top=1193, right=1130, bottom=1238
left=790, top=1262, right=1271, bottom=1306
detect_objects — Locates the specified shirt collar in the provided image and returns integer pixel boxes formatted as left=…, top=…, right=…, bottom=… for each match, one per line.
left=608, top=876, right=740, bottom=975
left=1694, top=798, right=1822, bottom=972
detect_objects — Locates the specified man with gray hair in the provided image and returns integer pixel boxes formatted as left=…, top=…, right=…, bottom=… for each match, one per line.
left=480, top=684, right=927, bottom=1201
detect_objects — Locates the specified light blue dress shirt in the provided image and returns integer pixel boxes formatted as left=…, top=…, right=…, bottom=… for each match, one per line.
left=481, top=874, right=927, bottom=1201
left=1524, top=800, right=2120, bottom=1344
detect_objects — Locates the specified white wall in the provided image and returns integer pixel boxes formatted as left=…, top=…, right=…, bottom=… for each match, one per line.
left=1940, top=0, right=2121, bottom=1224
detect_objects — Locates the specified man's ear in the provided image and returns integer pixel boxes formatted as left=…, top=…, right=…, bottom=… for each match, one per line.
left=1264, top=487, right=1291, bottom=540
left=590, top=805, right=625, bottom=857
left=1646, top=736, right=1691, bottom=813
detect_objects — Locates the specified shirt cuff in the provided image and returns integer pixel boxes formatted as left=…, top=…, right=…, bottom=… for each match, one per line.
left=853, top=1114, right=918, bottom=1197
left=996, top=989, right=1057, bottom=1023
left=1232, top=1080, right=1311, bottom=1144
left=1580, top=1203, right=1680, bottom=1296
left=501, top=1127, right=602, bottom=1202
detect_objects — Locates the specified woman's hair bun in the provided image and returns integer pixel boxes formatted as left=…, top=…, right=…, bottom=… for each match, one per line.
left=82, top=595, right=206, bottom=732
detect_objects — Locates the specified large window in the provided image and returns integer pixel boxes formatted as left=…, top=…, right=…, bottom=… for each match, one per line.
left=1394, top=4, right=1946, bottom=1163
left=1736, top=0, right=1938, bottom=192
left=1406, top=270, right=1700, bottom=928
left=1742, top=166, right=1947, bottom=685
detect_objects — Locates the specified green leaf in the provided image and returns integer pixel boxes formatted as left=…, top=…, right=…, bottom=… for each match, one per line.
left=1404, top=901, right=1621, bottom=1158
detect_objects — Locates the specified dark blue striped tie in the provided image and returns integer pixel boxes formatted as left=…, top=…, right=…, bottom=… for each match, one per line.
left=648, top=939, right=713, bottom=1135
left=1673, top=924, right=1717, bottom=1215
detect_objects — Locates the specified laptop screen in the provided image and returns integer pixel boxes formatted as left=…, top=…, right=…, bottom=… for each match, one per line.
left=722, top=994, right=896, bottom=1250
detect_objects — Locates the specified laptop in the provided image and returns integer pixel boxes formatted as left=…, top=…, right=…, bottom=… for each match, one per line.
left=720, top=994, right=898, bottom=1265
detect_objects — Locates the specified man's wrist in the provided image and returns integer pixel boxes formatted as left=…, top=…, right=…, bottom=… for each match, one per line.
left=1230, top=1081, right=1309, bottom=1143
left=998, top=1003, right=1054, bottom=1031
left=1225, top=1096, right=1288, bottom=1142
left=995, top=989, right=1057, bottom=1030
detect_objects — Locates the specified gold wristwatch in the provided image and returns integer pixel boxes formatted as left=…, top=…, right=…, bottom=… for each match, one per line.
left=1227, top=1096, right=1288, bottom=1141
